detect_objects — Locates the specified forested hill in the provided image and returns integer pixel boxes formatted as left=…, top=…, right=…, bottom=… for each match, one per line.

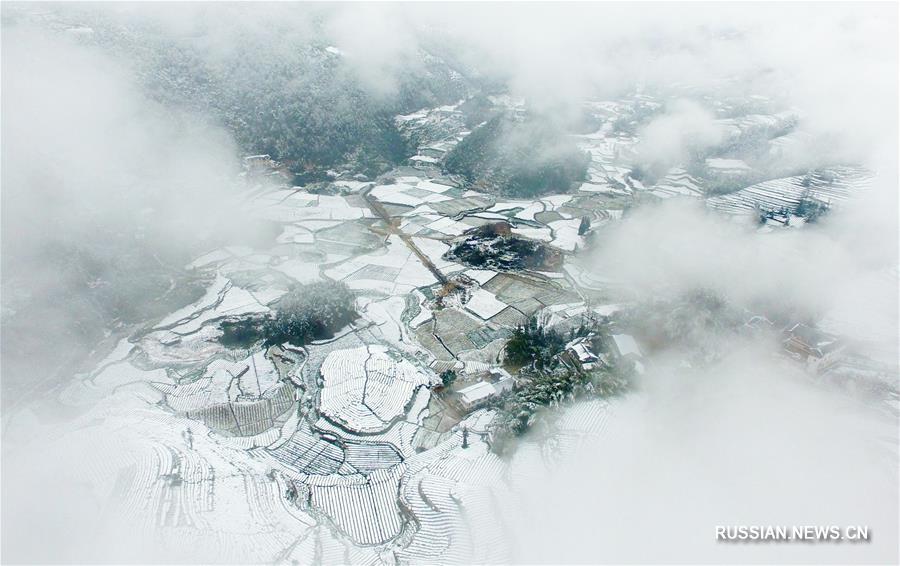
left=444, top=112, right=590, bottom=197
left=76, top=9, right=480, bottom=180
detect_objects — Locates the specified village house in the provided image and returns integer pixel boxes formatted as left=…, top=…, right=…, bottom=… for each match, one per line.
left=454, top=367, right=515, bottom=412
left=243, top=154, right=276, bottom=171
left=609, top=334, right=641, bottom=360
left=487, top=367, right=515, bottom=393
left=608, top=333, right=645, bottom=374
left=242, top=154, right=291, bottom=180
left=782, top=323, right=845, bottom=373
left=456, top=381, right=498, bottom=411
left=562, top=335, right=603, bottom=372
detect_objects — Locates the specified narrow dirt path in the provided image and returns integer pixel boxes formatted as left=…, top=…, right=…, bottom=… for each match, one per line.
left=362, top=186, right=448, bottom=285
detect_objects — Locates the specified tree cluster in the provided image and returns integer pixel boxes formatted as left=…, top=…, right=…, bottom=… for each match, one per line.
left=795, top=189, right=830, bottom=223
left=83, top=14, right=476, bottom=179
left=490, top=362, right=631, bottom=455
left=440, top=369, right=458, bottom=388
left=444, top=114, right=589, bottom=198
left=503, top=315, right=572, bottom=370
left=444, top=229, right=561, bottom=272
left=219, top=280, right=357, bottom=348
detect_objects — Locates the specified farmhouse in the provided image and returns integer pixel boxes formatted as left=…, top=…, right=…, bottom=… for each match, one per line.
left=563, top=335, right=602, bottom=371
left=782, top=323, right=845, bottom=373
left=486, top=367, right=515, bottom=393
left=609, top=333, right=641, bottom=359
left=457, top=382, right=497, bottom=411
left=454, top=368, right=515, bottom=412
left=244, top=154, right=276, bottom=171
left=607, top=333, right=645, bottom=374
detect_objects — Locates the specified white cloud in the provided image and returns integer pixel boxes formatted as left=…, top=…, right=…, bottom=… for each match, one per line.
left=507, top=346, right=899, bottom=563
left=635, top=100, right=724, bottom=170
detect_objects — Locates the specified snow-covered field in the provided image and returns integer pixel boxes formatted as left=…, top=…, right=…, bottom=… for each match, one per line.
left=706, top=166, right=874, bottom=217
left=8, top=91, right=893, bottom=564
left=318, top=345, right=432, bottom=433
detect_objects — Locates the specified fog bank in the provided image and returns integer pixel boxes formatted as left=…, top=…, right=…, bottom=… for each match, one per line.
left=508, top=346, right=899, bottom=563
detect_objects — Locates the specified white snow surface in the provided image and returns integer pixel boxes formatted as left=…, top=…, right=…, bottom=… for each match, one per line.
left=464, top=288, right=508, bottom=320
left=319, top=346, right=431, bottom=433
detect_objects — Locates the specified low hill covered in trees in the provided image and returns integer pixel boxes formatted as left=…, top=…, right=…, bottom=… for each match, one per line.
left=444, top=113, right=589, bottom=198
left=219, top=280, right=358, bottom=348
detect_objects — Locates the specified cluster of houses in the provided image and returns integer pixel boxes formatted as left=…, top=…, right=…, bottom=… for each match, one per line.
left=442, top=316, right=868, bottom=418
left=561, top=332, right=644, bottom=374
left=448, top=331, right=646, bottom=414
left=443, top=314, right=861, bottom=419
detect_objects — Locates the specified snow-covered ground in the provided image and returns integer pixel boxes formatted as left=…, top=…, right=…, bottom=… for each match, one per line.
left=8, top=91, right=894, bottom=564
left=318, top=345, right=431, bottom=433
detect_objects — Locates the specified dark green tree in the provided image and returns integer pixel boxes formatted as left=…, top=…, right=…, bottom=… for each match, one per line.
left=578, top=216, right=591, bottom=236
left=440, top=369, right=457, bottom=388
left=218, top=280, right=357, bottom=348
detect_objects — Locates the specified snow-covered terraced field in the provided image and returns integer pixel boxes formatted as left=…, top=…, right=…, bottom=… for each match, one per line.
left=304, top=465, right=407, bottom=545
left=263, top=425, right=345, bottom=475
left=25, top=89, right=881, bottom=565
left=319, top=345, right=432, bottom=433
left=646, top=168, right=705, bottom=199
left=706, top=166, right=874, bottom=216
left=396, top=420, right=511, bottom=564
left=343, top=442, right=404, bottom=474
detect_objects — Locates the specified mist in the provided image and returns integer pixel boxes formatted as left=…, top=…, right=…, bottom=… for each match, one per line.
left=494, top=3, right=899, bottom=556
left=499, top=177, right=898, bottom=563
left=2, top=2, right=898, bottom=564
left=503, top=182, right=898, bottom=563
left=507, top=344, right=899, bottom=563
left=634, top=100, right=724, bottom=175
